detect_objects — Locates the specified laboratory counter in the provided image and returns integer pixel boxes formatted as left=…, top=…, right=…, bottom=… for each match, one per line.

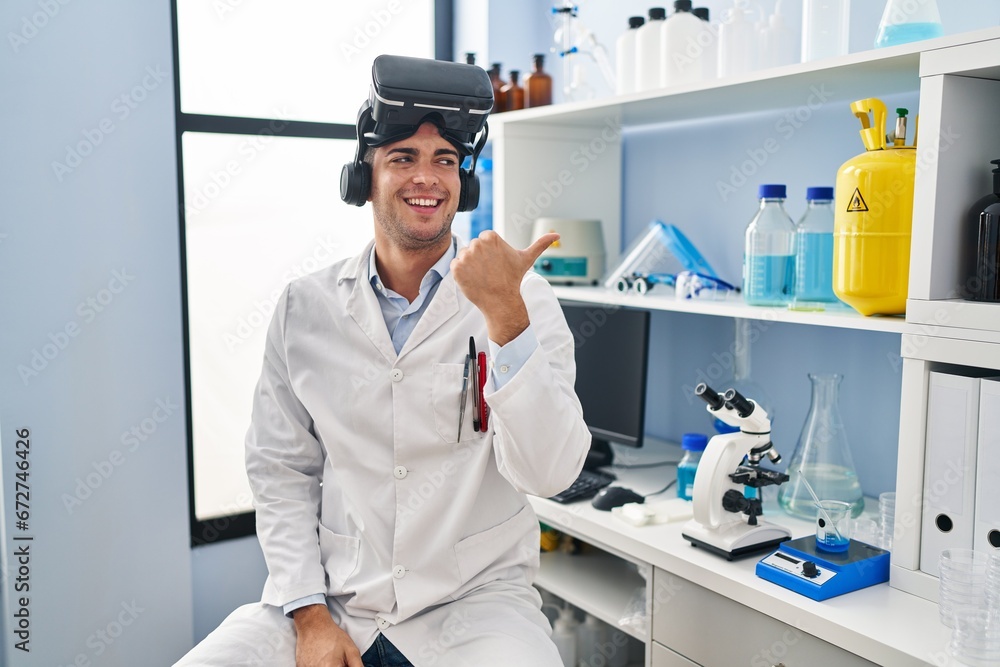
left=528, top=439, right=951, bottom=667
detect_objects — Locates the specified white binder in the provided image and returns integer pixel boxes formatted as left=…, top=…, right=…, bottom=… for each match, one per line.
left=975, top=378, right=1000, bottom=554
left=919, top=372, right=980, bottom=577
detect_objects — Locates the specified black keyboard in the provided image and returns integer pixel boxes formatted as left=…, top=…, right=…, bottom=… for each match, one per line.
left=549, top=469, right=615, bottom=503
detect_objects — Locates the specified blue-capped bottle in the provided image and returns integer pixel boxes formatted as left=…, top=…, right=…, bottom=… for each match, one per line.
left=743, top=184, right=796, bottom=306
left=793, top=186, right=840, bottom=305
left=677, top=433, right=708, bottom=501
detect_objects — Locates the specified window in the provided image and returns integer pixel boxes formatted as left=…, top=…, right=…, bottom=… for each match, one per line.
left=172, top=0, right=451, bottom=544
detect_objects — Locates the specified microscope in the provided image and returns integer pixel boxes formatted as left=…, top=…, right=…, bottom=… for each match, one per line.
left=681, top=383, right=792, bottom=560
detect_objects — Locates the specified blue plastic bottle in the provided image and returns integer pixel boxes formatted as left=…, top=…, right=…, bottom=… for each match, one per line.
left=469, top=156, right=493, bottom=239
left=677, top=433, right=708, bottom=501
left=794, top=186, right=840, bottom=304
left=743, top=184, right=796, bottom=306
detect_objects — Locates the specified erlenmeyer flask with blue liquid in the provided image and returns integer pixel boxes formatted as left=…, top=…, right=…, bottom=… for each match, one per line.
left=875, top=0, right=943, bottom=48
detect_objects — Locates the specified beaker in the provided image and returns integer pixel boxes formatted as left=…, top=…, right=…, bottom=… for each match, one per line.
left=778, top=373, right=865, bottom=520
left=874, top=0, right=943, bottom=49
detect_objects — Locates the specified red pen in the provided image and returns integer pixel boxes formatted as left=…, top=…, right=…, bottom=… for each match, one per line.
left=477, top=351, right=489, bottom=430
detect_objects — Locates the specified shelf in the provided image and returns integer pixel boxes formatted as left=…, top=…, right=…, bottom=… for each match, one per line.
left=535, top=549, right=647, bottom=641
left=490, top=27, right=1000, bottom=131
left=552, top=285, right=913, bottom=335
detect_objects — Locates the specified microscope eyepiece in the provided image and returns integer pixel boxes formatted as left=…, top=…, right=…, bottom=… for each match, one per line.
left=723, top=388, right=755, bottom=418
left=695, top=383, right=726, bottom=411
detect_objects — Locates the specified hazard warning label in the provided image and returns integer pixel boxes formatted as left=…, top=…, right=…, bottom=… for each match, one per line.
left=847, top=188, right=869, bottom=212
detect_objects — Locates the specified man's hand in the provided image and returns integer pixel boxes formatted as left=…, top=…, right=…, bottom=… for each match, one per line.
left=451, top=231, right=559, bottom=345
left=292, top=604, right=363, bottom=667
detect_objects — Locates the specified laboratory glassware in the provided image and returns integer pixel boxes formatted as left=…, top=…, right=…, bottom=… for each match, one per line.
left=524, top=54, right=553, bottom=107
left=793, top=186, right=840, bottom=305
left=743, top=184, right=795, bottom=306
left=967, top=159, right=1000, bottom=302
left=501, top=70, right=524, bottom=111
left=875, top=0, right=943, bottom=48
left=778, top=373, right=864, bottom=521
left=802, top=0, right=850, bottom=62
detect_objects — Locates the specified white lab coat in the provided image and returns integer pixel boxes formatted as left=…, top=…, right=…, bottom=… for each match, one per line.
left=243, top=239, right=590, bottom=665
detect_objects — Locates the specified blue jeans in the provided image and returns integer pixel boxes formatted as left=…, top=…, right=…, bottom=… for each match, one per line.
left=361, top=634, right=413, bottom=667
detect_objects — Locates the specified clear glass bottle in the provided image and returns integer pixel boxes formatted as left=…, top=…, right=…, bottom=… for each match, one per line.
left=677, top=433, right=708, bottom=500
left=524, top=54, right=552, bottom=108
left=778, top=373, right=865, bottom=520
left=743, top=184, right=796, bottom=306
left=793, top=186, right=840, bottom=305
left=875, top=0, right=943, bottom=48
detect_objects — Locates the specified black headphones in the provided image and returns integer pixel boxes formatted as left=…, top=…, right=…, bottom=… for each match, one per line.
left=340, top=100, right=489, bottom=213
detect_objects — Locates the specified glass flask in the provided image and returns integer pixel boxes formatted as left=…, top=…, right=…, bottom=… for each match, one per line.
left=874, top=0, right=943, bottom=49
left=778, top=373, right=864, bottom=520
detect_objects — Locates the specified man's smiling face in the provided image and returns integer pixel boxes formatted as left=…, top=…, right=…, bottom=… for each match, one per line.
left=369, top=122, right=462, bottom=251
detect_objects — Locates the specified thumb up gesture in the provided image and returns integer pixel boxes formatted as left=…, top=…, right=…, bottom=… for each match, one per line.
left=451, top=230, right=559, bottom=345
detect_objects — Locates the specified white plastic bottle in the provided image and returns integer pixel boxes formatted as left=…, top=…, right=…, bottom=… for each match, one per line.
left=693, top=7, right=718, bottom=80
left=661, top=0, right=705, bottom=87
left=718, top=1, right=756, bottom=78
left=616, top=16, right=645, bottom=95
left=635, top=7, right=667, bottom=92
left=802, top=0, right=850, bottom=62
left=760, top=0, right=798, bottom=69
left=576, top=613, right=605, bottom=666
left=550, top=605, right=578, bottom=667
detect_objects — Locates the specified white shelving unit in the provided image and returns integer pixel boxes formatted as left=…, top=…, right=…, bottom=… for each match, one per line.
left=489, top=25, right=1000, bottom=667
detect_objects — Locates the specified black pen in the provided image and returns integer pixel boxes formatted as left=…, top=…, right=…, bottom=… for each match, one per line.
left=457, top=353, right=471, bottom=442
left=470, top=337, right=481, bottom=432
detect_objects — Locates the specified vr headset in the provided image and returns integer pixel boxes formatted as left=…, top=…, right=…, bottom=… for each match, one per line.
left=340, top=55, right=494, bottom=212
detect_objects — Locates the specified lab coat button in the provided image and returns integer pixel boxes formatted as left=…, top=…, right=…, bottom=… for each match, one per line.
left=376, top=616, right=390, bottom=629
left=393, top=565, right=406, bottom=579
left=390, top=368, right=404, bottom=382
left=394, top=466, right=408, bottom=479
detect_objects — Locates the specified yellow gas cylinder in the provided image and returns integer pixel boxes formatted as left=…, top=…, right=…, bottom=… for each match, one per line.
left=833, top=98, right=917, bottom=316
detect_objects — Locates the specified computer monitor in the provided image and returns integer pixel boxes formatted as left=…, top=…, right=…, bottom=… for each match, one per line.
left=560, top=302, right=650, bottom=470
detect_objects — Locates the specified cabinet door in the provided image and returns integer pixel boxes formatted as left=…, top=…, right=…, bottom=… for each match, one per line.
left=651, top=568, right=878, bottom=667
left=651, top=641, right=701, bottom=667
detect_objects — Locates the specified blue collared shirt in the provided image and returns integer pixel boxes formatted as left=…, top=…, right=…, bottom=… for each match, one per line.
left=282, top=238, right=537, bottom=617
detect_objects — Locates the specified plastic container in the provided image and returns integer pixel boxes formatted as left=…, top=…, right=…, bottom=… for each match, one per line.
left=743, top=184, right=796, bottom=306
left=778, top=373, right=865, bottom=521
left=793, top=186, right=840, bottom=305
left=576, top=613, right=605, bottom=666
left=759, top=0, right=798, bottom=69
left=875, top=0, right=943, bottom=48
left=718, top=1, right=756, bottom=78
left=661, top=0, right=705, bottom=86
left=550, top=604, right=578, bottom=667
left=636, top=7, right=667, bottom=92
left=677, top=432, right=708, bottom=500
left=616, top=16, right=645, bottom=95
left=469, top=156, right=492, bottom=239
left=967, top=159, right=1000, bottom=302
left=693, top=7, right=718, bottom=79
left=802, top=0, right=850, bottom=62
left=524, top=54, right=552, bottom=108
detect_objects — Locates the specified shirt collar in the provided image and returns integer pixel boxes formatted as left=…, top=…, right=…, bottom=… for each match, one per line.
left=368, top=236, right=456, bottom=297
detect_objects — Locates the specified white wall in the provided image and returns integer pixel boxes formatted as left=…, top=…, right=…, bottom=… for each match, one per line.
left=0, top=0, right=194, bottom=665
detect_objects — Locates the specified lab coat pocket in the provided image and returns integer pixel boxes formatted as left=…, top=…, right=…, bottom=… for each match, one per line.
left=453, top=505, right=539, bottom=585
left=318, top=524, right=361, bottom=595
left=432, top=362, right=479, bottom=443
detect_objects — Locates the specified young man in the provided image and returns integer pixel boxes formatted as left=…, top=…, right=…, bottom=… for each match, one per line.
left=175, top=66, right=590, bottom=667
